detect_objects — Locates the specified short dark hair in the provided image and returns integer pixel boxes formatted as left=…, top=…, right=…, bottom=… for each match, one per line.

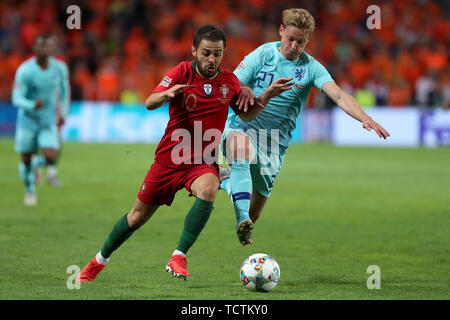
left=193, top=25, right=226, bottom=49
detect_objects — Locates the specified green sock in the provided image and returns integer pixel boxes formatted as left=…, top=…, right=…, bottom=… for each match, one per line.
left=100, top=213, right=135, bottom=258
left=176, top=198, right=214, bottom=254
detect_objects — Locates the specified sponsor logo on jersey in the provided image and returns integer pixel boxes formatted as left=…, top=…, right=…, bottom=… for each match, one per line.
left=235, top=61, right=245, bottom=72
left=159, top=76, right=172, bottom=87
left=203, top=83, right=213, bottom=96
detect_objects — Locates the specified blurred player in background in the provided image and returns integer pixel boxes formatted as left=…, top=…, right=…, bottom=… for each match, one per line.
left=220, top=8, right=391, bottom=246
left=77, top=25, right=292, bottom=282
left=12, top=34, right=70, bottom=206
left=32, top=34, right=70, bottom=187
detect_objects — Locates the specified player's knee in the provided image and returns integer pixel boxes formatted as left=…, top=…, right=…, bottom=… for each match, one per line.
left=42, top=148, right=58, bottom=165
left=233, top=145, right=252, bottom=162
left=127, top=210, right=143, bottom=229
left=227, top=135, right=253, bottom=162
left=21, top=153, right=33, bottom=166
left=196, top=183, right=219, bottom=202
left=45, top=157, right=56, bottom=165
left=127, top=206, right=152, bottom=229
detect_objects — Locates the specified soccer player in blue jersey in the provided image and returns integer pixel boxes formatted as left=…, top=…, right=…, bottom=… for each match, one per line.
left=31, top=34, right=70, bottom=187
left=220, top=8, right=390, bottom=245
left=12, top=34, right=70, bottom=205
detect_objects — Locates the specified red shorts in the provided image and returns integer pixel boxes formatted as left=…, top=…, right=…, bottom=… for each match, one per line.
left=137, top=161, right=219, bottom=206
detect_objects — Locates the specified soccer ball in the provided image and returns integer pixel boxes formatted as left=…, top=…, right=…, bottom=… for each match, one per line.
left=240, top=253, right=280, bottom=292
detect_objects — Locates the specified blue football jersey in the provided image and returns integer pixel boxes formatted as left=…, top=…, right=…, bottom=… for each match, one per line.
left=12, top=56, right=70, bottom=130
left=232, top=41, right=334, bottom=148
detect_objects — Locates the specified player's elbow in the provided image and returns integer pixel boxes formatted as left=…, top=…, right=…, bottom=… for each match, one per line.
left=11, top=93, right=22, bottom=109
left=144, top=98, right=158, bottom=110
left=11, top=96, right=17, bottom=107
left=145, top=93, right=166, bottom=110
left=145, top=103, right=155, bottom=110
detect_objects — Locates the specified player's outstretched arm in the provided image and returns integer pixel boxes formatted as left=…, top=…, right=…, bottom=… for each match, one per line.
left=322, top=81, right=390, bottom=139
left=239, top=77, right=294, bottom=122
left=145, top=84, right=189, bottom=110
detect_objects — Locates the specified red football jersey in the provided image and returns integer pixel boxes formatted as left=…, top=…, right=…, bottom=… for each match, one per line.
left=152, top=61, right=242, bottom=167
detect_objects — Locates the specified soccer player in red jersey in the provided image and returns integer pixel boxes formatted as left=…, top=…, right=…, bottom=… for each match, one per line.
left=77, top=25, right=293, bottom=281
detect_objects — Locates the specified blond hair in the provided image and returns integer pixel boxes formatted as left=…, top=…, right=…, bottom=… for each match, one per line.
left=281, top=8, right=316, bottom=35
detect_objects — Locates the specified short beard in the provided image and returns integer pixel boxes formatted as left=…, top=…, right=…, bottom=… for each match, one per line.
left=195, top=57, right=218, bottom=79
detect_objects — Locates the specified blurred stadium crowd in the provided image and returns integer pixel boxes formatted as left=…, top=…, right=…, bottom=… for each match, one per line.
left=0, top=0, right=448, bottom=108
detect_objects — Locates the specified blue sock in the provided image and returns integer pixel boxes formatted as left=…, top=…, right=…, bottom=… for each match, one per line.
left=220, top=178, right=233, bottom=201
left=32, top=155, right=47, bottom=169
left=19, top=162, right=35, bottom=194
left=229, top=159, right=252, bottom=225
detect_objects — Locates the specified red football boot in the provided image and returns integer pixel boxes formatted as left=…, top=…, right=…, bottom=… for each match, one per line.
left=166, top=255, right=190, bottom=280
left=77, top=257, right=106, bottom=282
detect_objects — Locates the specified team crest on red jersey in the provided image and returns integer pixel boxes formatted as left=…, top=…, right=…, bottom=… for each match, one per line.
left=219, top=84, right=229, bottom=104
left=203, top=83, right=213, bottom=96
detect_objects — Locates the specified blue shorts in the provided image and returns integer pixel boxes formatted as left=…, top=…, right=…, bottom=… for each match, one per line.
left=221, top=122, right=286, bottom=198
left=14, top=125, right=60, bottom=154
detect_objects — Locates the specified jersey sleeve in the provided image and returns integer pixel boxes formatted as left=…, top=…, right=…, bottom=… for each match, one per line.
left=228, top=75, right=243, bottom=115
left=12, top=65, right=35, bottom=111
left=57, top=61, right=71, bottom=119
left=311, top=59, right=334, bottom=91
left=152, top=63, right=185, bottom=93
left=233, top=46, right=263, bottom=86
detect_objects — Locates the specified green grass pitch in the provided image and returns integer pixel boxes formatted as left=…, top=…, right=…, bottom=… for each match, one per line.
left=0, top=138, right=449, bottom=299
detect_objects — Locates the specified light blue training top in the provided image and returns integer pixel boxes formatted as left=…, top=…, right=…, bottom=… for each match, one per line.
left=12, top=56, right=70, bottom=130
left=231, top=41, right=334, bottom=149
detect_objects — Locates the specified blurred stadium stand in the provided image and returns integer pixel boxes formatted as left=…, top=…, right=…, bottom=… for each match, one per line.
left=0, top=0, right=448, bottom=108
